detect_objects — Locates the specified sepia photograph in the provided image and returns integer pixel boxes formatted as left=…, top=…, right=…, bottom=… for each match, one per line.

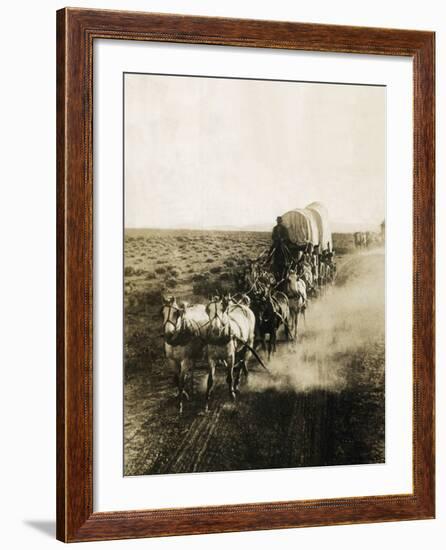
left=123, top=72, right=386, bottom=476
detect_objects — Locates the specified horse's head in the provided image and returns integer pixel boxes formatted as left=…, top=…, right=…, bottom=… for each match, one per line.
left=160, top=296, right=181, bottom=338
left=222, top=293, right=234, bottom=310
left=252, top=293, right=271, bottom=327
left=206, top=297, right=229, bottom=341
left=239, top=293, right=251, bottom=307
left=287, top=268, right=298, bottom=283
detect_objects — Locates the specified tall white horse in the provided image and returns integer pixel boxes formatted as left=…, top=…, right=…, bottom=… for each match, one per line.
left=205, top=297, right=257, bottom=408
left=286, top=269, right=307, bottom=339
left=161, top=296, right=209, bottom=413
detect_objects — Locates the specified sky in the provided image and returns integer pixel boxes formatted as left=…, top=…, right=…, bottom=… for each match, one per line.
left=124, top=73, right=385, bottom=231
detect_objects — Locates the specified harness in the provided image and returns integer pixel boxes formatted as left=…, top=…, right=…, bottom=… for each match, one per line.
left=255, top=292, right=294, bottom=341
left=162, top=304, right=201, bottom=347
left=162, top=303, right=180, bottom=330
left=208, top=300, right=270, bottom=373
left=207, top=302, right=226, bottom=325
left=269, top=294, right=288, bottom=325
left=207, top=301, right=232, bottom=343
left=207, top=301, right=250, bottom=345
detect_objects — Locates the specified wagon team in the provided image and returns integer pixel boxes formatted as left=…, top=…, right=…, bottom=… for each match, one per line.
left=160, top=215, right=337, bottom=413
left=270, top=215, right=336, bottom=293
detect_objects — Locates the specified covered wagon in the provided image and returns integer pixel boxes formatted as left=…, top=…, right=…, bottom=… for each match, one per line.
left=281, top=202, right=332, bottom=252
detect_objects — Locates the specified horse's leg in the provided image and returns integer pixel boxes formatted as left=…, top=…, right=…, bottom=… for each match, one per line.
left=178, top=358, right=191, bottom=414
left=205, top=358, right=216, bottom=412
left=234, top=358, right=242, bottom=393
left=284, top=317, right=290, bottom=342
left=261, top=331, right=267, bottom=354
left=190, top=364, right=195, bottom=397
left=241, top=359, right=249, bottom=380
left=167, top=357, right=180, bottom=398
left=226, top=352, right=236, bottom=401
left=243, top=341, right=252, bottom=379
left=269, top=327, right=277, bottom=358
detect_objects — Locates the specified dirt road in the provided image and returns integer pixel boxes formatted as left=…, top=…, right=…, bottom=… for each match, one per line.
left=124, top=250, right=385, bottom=476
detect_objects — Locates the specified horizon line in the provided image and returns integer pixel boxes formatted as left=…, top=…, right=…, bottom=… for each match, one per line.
left=125, top=223, right=382, bottom=233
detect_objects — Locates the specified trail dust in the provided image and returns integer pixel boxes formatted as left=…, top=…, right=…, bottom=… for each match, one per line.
left=249, top=250, right=385, bottom=393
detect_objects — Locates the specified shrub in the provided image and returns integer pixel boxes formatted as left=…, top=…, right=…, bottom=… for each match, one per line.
left=126, top=288, right=161, bottom=314
left=210, top=266, right=222, bottom=274
left=145, top=289, right=163, bottom=306
left=165, top=277, right=178, bottom=288
left=192, top=276, right=215, bottom=296
left=155, top=266, right=166, bottom=274
left=124, top=266, right=135, bottom=276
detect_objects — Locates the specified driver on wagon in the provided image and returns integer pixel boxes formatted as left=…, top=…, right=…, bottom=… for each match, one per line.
left=271, top=216, right=290, bottom=245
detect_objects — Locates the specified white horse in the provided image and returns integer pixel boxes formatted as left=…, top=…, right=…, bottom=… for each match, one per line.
left=318, top=260, right=330, bottom=294
left=299, top=262, right=316, bottom=298
left=205, top=297, right=257, bottom=408
left=286, top=269, right=307, bottom=339
left=161, top=296, right=209, bottom=413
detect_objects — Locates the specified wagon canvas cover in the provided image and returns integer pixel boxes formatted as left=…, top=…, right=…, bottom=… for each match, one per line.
left=306, top=202, right=332, bottom=251
left=281, top=202, right=332, bottom=250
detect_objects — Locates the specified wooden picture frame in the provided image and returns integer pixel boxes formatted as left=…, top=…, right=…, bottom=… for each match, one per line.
left=56, top=7, right=435, bottom=542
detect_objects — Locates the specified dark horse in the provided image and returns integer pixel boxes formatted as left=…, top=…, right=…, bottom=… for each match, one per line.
left=271, top=243, right=289, bottom=286
left=251, top=291, right=291, bottom=359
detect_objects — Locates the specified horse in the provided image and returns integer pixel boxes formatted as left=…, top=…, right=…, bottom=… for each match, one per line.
left=243, top=261, right=261, bottom=291
left=242, top=262, right=275, bottom=295
left=318, top=259, right=327, bottom=294
left=285, top=269, right=307, bottom=339
left=205, top=296, right=257, bottom=408
left=272, top=242, right=291, bottom=283
left=354, top=231, right=368, bottom=249
left=251, top=290, right=290, bottom=359
left=326, top=260, right=336, bottom=284
left=295, top=261, right=315, bottom=299
left=161, top=296, right=209, bottom=414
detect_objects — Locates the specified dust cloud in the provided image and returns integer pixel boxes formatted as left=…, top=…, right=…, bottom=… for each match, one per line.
left=249, top=251, right=385, bottom=393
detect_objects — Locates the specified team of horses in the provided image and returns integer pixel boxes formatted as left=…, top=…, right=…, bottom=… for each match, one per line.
left=161, top=295, right=261, bottom=413
left=161, top=252, right=336, bottom=413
